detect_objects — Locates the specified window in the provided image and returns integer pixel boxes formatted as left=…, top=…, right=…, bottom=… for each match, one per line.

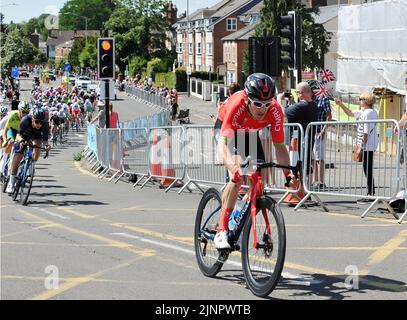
left=177, top=43, right=183, bottom=53
left=206, top=43, right=212, bottom=55
left=196, top=43, right=201, bottom=54
left=226, top=18, right=237, bottom=31
left=189, top=43, right=193, bottom=54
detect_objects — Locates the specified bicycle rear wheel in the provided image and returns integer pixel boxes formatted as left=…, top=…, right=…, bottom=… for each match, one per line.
left=241, top=196, right=286, bottom=297
left=20, top=161, right=35, bottom=206
left=194, top=188, right=226, bottom=277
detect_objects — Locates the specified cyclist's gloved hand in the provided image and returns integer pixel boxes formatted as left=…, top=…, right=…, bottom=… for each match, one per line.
left=2, top=139, right=9, bottom=148
left=231, top=167, right=242, bottom=184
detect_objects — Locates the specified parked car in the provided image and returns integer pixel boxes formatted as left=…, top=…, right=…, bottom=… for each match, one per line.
left=47, top=71, right=56, bottom=81
left=19, top=69, right=29, bottom=78
left=76, top=76, right=92, bottom=91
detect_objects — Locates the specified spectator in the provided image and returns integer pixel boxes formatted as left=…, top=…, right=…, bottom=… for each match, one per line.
left=280, top=82, right=319, bottom=182
left=397, top=78, right=407, bottom=130
left=395, top=78, right=407, bottom=164
left=210, top=82, right=241, bottom=124
left=170, top=97, right=179, bottom=122
left=91, top=100, right=106, bottom=128
left=11, top=92, right=20, bottom=111
left=335, top=92, right=379, bottom=202
left=307, top=80, right=332, bottom=189
left=109, top=103, right=119, bottom=128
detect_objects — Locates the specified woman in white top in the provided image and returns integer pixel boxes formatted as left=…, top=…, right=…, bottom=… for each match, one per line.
left=335, top=93, right=379, bottom=201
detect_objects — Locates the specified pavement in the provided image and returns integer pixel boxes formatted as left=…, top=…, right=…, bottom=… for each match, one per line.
left=0, top=78, right=406, bottom=301
left=177, top=92, right=217, bottom=125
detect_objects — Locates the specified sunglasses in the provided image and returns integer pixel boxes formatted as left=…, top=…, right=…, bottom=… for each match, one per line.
left=34, top=119, right=44, bottom=125
left=248, top=98, right=273, bottom=109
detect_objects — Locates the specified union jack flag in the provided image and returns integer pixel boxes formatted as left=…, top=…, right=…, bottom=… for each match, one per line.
left=319, top=69, right=336, bottom=84
left=314, top=84, right=328, bottom=99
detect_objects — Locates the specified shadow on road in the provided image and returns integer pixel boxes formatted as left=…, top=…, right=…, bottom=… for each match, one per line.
left=278, top=273, right=407, bottom=300
left=214, top=270, right=407, bottom=300
left=28, top=199, right=109, bottom=206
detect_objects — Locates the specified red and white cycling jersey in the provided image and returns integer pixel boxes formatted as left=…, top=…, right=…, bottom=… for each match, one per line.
left=219, top=90, right=285, bottom=144
left=72, top=107, right=81, bottom=117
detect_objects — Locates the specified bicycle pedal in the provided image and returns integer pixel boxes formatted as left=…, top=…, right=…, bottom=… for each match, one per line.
left=232, top=243, right=240, bottom=251
left=217, top=251, right=229, bottom=263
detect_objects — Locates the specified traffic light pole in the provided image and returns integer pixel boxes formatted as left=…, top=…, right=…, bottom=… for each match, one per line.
left=104, top=80, right=110, bottom=129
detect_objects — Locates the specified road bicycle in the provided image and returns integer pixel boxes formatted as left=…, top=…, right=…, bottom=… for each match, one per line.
left=12, top=141, right=50, bottom=206
left=194, top=157, right=302, bottom=297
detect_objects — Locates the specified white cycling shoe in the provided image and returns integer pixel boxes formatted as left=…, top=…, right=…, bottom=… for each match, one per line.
left=6, top=182, right=14, bottom=194
left=214, top=230, right=231, bottom=249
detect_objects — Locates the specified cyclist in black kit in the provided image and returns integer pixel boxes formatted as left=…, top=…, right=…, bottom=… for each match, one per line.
left=5, top=107, right=50, bottom=193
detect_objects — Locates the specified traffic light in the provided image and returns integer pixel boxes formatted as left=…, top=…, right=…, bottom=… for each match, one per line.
left=248, top=36, right=280, bottom=77
left=98, top=38, right=115, bottom=79
left=279, top=12, right=302, bottom=70
left=279, top=13, right=295, bottom=69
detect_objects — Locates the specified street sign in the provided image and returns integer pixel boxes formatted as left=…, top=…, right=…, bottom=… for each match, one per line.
left=64, top=63, right=72, bottom=72
left=99, top=80, right=115, bottom=100
left=11, top=67, right=19, bottom=78
left=186, top=66, right=192, bottom=76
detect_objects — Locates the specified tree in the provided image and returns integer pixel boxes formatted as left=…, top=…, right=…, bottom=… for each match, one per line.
left=68, top=37, right=87, bottom=69
left=105, top=0, right=168, bottom=73
left=59, top=0, right=114, bottom=30
left=21, top=14, right=51, bottom=41
left=79, top=39, right=97, bottom=69
left=0, top=27, right=39, bottom=79
left=256, top=0, right=331, bottom=70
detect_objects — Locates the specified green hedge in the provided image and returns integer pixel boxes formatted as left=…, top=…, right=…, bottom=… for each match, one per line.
left=175, top=67, right=187, bottom=92
left=174, top=68, right=224, bottom=92
left=154, top=72, right=176, bottom=89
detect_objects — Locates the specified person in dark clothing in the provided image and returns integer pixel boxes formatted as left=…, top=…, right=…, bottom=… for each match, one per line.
left=11, top=92, right=20, bottom=111
left=170, top=98, right=178, bottom=122
left=283, top=82, right=319, bottom=178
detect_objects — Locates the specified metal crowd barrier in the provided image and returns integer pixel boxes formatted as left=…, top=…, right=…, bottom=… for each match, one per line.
left=85, top=120, right=406, bottom=223
left=117, top=128, right=150, bottom=185
left=139, top=126, right=186, bottom=192
left=94, top=129, right=120, bottom=179
left=262, top=123, right=310, bottom=205
left=125, top=85, right=168, bottom=111
left=180, top=125, right=227, bottom=194
left=399, top=123, right=407, bottom=223
left=298, top=120, right=402, bottom=220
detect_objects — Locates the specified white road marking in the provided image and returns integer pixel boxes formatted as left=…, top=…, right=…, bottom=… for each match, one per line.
left=31, top=207, right=70, bottom=220
left=110, top=232, right=322, bottom=286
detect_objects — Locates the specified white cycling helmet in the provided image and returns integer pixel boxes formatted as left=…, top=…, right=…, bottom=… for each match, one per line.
left=0, top=106, right=8, bottom=116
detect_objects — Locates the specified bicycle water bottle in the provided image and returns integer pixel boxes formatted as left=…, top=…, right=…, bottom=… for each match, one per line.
left=228, top=200, right=247, bottom=231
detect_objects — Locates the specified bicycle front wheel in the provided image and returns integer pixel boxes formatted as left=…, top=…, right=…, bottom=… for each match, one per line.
left=20, top=161, right=35, bottom=206
left=194, top=188, right=226, bottom=277
left=241, top=196, right=286, bottom=297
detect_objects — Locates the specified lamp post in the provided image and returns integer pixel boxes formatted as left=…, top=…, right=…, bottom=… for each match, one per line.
left=186, top=0, right=190, bottom=97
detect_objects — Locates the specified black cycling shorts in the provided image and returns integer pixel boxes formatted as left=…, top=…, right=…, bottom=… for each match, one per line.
left=215, top=119, right=265, bottom=162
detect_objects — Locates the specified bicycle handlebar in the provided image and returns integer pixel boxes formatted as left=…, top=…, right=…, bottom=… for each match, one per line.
left=240, top=156, right=302, bottom=179
left=20, top=140, right=51, bottom=159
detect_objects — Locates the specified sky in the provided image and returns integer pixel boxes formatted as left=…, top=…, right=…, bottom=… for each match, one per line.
left=0, top=0, right=221, bottom=24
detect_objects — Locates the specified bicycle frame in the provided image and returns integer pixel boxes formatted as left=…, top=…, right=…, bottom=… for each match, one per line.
left=201, top=159, right=301, bottom=252
left=19, top=146, right=34, bottom=181
left=200, top=171, right=268, bottom=251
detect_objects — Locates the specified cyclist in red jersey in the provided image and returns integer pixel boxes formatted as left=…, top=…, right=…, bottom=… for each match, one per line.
left=214, top=73, right=294, bottom=249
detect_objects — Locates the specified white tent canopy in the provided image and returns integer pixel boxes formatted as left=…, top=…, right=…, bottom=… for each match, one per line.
left=336, top=0, right=407, bottom=95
